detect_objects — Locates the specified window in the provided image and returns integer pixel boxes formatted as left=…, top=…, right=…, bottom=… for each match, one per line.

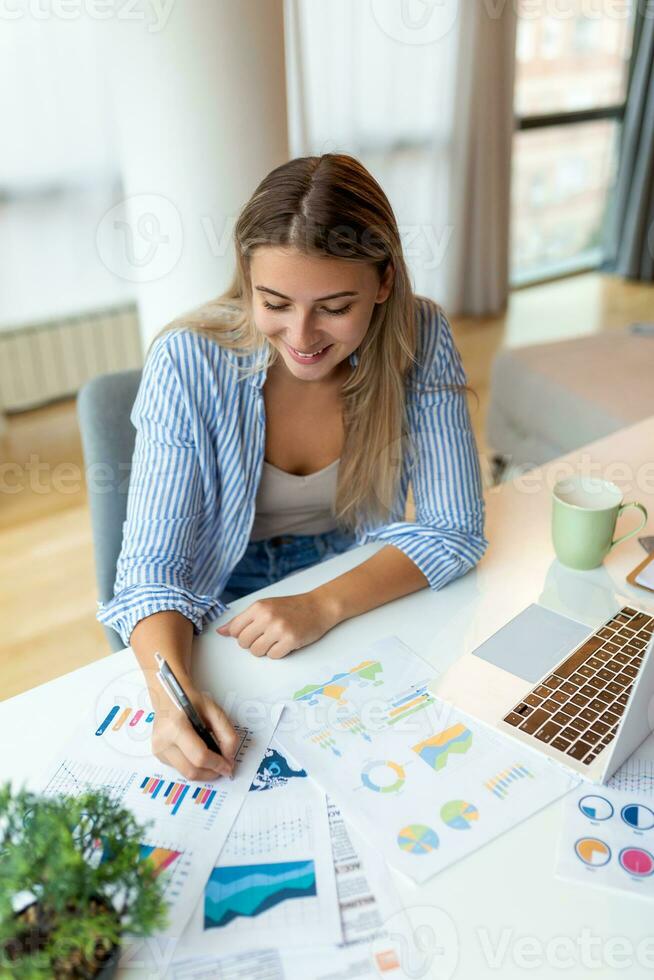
left=511, top=0, right=634, bottom=284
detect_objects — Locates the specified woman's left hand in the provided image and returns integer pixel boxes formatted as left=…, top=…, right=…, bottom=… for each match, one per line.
left=216, top=592, right=338, bottom=659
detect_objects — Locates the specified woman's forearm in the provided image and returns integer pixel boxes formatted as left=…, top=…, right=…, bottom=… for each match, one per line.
left=312, top=543, right=429, bottom=626
left=130, top=610, right=195, bottom=692
left=129, top=609, right=239, bottom=778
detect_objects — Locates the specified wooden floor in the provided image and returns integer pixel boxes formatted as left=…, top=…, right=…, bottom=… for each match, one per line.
left=1, top=272, right=652, bottom=700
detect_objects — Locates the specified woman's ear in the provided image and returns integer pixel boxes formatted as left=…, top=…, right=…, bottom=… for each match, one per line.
left=376, top=260, right=395, bottom=304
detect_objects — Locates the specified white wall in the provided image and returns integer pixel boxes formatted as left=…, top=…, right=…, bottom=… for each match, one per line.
left=101, top=0, right=290, bottom=347
left=0, top=14, right=118, bottom=192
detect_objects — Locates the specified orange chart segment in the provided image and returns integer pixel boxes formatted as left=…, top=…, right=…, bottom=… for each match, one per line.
left=575, top=837, right=611, bottom=867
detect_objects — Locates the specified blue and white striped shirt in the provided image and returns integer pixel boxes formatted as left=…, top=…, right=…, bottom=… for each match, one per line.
left=97, top=296, right=488, bottom=646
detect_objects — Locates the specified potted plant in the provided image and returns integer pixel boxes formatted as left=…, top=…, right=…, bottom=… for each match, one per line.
left=0, top=782, right=168, bottom=978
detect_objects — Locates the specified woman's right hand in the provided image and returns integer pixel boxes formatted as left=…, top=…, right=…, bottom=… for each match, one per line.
left=150, top=683, right=239, bottom=781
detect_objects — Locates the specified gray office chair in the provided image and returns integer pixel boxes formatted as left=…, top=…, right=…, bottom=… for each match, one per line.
left=77, top=370, right=142, bottom=651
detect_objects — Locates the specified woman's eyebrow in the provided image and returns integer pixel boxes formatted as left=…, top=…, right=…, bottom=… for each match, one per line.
left=254, top=286, right=359, bottom=302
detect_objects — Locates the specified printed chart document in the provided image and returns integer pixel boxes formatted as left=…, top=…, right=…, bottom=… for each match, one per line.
left=36, top=664, right=279, bottom=940
left=555, top=758, right=654, bottom=899
left=282, top=800, right=410, bottom=980
left=172, top=794, right=411, bottom=980
left=276, top=635, right=578, bottom=883
left=181, top=738, right=342, bottom=954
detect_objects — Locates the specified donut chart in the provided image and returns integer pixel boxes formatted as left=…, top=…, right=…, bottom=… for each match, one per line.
left=440, top=800, right=479, bottom=830
left=397, top=824, right=439, bottom=855
left=620, top=803, right=654, bottom=831
left=361, top=760, right=405, bottom=794
left=578, top=795, right=614, bottom=822
left=574, top=837, right=611, bottom=867
left=619, top=847, right=654, bottom=877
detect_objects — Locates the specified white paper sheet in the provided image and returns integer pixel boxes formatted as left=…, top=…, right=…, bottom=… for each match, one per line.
left=36, top=664, right=279, bottom=942
left=276, top=635, right=579, bottom=883
left=555, top=761, right=654, bottom=900
left=180, top=739, right=342, bottom=954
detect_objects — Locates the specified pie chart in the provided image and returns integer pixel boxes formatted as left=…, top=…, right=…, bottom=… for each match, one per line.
left=397, top=824, right=439, bottom=855
left=619, top=847, right=654, bottom=877
left=620, top=803, right=654, bottom=831
left=578, top=795, right=614, bottom=822
left=440, top=800, right=479, bottom=830
left=574, top=837, right=611, bottom=867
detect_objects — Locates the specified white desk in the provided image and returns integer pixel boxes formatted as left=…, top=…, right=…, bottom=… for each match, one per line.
left=4, top=418, right=654, bottom=979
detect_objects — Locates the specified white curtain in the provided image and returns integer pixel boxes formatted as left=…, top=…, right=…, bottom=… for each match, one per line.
left=285, top=0, right=517, bottom=316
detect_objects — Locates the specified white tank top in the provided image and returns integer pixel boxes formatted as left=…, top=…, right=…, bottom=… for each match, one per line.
left=250, top=458, right=340, bottom=541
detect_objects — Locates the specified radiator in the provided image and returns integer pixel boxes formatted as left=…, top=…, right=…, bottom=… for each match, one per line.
left=0, top=304, right=143, bottom=412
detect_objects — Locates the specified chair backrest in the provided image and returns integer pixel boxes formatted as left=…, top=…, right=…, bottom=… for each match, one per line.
left=77, top=370, right=142, bottom=651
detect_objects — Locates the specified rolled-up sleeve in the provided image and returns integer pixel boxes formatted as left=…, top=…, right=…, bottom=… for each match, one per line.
left=96, top=332, right=226, bottom=646
left=360, top=308, right=488, bottom=590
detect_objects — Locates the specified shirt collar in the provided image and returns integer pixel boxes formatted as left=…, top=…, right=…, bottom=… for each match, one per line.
left=248, top=347, right=359, bottom=388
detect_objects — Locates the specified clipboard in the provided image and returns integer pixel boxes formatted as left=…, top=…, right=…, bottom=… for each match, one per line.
left=627, top=550, right=654, bottom=594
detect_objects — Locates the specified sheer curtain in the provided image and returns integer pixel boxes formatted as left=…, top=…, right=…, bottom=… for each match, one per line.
left=603, top=6, right=654, bottom=281
left=284, top=0, right=517, bottom=316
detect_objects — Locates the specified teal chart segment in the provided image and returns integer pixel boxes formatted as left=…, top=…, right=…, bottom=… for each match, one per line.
left=204, top=860, right=317, bottom=928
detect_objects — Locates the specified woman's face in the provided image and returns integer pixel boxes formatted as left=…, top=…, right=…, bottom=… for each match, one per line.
left=249, top=246, right=393, bottom=383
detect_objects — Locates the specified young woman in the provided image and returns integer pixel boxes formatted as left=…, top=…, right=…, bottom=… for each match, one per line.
left=97, top=153, right=488, bottom=782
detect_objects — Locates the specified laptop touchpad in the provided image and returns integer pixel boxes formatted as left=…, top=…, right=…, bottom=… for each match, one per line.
left=472, top=603, right=590, bottom=683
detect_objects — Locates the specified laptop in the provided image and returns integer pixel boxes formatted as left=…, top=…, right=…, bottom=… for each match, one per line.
left=434, top=603, right=654, bottom=784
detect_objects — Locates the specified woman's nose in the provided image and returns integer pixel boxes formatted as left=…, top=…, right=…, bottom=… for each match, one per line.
left=286, top=311, right=323, bottom=345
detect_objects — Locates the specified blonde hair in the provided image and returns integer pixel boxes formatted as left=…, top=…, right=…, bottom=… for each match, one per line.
left=157, top=153, right=434, bottom=533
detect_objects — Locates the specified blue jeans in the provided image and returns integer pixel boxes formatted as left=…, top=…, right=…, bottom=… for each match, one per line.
left=220, top=527, right=358, bottom=603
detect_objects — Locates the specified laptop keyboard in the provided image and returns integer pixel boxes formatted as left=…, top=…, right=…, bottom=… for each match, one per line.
left=503, top=606, right=652, bottom=766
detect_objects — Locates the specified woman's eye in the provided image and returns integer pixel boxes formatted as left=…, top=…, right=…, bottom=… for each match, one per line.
left=323, top=304, right=352, bottom=316
left=262, top=300, right=353, bottom=316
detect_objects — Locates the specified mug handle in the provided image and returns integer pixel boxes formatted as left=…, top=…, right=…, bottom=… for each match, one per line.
left=609, top=502, right=648, bottom=551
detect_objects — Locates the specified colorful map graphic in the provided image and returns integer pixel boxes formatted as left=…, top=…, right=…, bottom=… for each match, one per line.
left=249, top=748, right=307, bottom=792
left=412, top=724, right=473, bottom=772
left=361, top=760, right=406, bottom=794
left=397, top=824, right=439, bottom=855
left=440, top=800, right=479, bottom=830
left=204, top=860, right=317, bottom=928
left=574, top=837, right=611, bottom=867
left=293, top=661, right=383, bottom=705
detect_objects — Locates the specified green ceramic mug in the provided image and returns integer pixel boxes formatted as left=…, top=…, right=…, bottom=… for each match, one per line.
left=552, top=476, right=648, bottom=570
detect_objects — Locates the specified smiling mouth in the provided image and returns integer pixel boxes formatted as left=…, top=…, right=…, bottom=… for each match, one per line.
left=287, top=343, right=331, bottom=358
